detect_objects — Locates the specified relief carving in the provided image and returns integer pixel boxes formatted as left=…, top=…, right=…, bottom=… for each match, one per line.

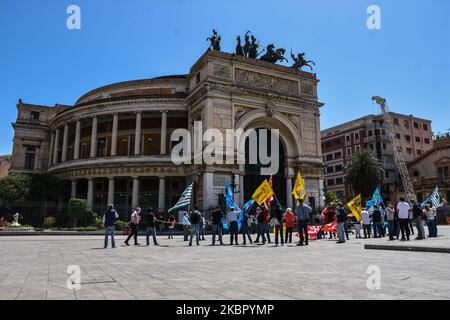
left=235, top=68, right=299, bottom=94
left=212, top=64, right=232, bottom=79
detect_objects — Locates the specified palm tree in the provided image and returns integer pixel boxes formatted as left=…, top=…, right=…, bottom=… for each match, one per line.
left=345, top=149, right=384, bottom=200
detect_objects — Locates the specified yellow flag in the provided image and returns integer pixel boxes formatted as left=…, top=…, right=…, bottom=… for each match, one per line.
left=346, top=194, right=362, bottom=221
left=252, top=179, right=274, bottom=205
left=292, top=172, right=307, bottom=200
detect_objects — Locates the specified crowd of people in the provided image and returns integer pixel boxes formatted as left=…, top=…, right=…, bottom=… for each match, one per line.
left=101, top=197, right=443, bottom=249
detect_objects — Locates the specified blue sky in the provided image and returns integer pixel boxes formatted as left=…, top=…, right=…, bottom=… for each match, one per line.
left=0, top=0, right=449, bottom=155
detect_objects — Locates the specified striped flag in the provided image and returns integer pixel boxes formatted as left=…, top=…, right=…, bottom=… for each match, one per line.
left=168, top=183, right=193, bottom=212
left=421, top=185, right=440, bottom=208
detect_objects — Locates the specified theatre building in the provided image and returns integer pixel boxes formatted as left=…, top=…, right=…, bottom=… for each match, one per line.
left=10, top=49, right=325, bottom=213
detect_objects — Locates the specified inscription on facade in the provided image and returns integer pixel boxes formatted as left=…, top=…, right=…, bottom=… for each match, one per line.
left=234, top=68, right=299, bottom=94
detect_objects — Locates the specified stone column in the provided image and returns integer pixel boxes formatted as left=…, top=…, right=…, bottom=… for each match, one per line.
left=87, top=178, right=94, bottom=210
left=53, top=128, right=60, bottom=164
left=107, top=177, right=115, bottom=205
left=160, top=110, right=168, bottom=155
left=203, top=172, right=214, bottom=209
left=61, top=123, right=69, bottom=162
left=286, top=177, right=293, bottom=209
left=239, top=174, right=245, bottom=208
left=90, top=116, right=98, bottom=158
left=70, top=180, right=77, bottom=199
left=158, top=177, right=166, bottom=212
left=49, top=132, right=55, bottom=166
left=134, top=112, right=142, bottom=156
left=111, top=113, right=118, bottom=156
left=131, top=177, right=139, bottom=209
left=73, top=119, right=81, bottom=160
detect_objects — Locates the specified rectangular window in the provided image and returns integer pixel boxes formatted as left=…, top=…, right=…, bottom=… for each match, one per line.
left=423, top=124, right=428, bottom=131
left=405, top=135, right=411, bottom=142
left=30, top=111, right=40, bottom=120
left=396, top=133, right=401, bottom=139
left=327, top=179, right=335, bottom=186
left=335, top=164, right=343, bottom=172
left=24, top=145, right=36, bottom=169
left=368, top=130, right=373, bottom=137
left=424, top=138, right=430, bottom=144
left=334, top=152, right=342, bottom=158
left=326, top=166, right=334, bottom=173
left=382, top=129, right=386, bottom=135
left=346, top=147, right=351, bottom=156
left=335, top=178, right=343, bottom=185
left=355, top=145, right=361, bottom=152
left=382, top=143, right=387, bottom=150
left=326, top=154, right=333, bottom=161
left=97, top=137, right=107, bottom=157
left=417, top=149, right=422, bottom=155
left=414, top=122, right=419, bottom=129
left=406, top=148, right=413, bottom=155
left=415, top=137, right=421, bottom=143
left=404, top=120, right=410, bottom=129
left=394, top=118, right=399, bottom=125
left=354, top=132, right=359, bottom=140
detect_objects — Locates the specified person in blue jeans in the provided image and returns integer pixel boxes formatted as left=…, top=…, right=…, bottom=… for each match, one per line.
left=423, top=204, right=438, bottom=238
left=372, top=205, right=382, bottom=238
left=295, top=199, right=310, bottom=246
left=411, top=200, right=425, bottom=240
left=103, top=204, right=119, bottom=249
left=336, top=202, right=347, bottom=243
left=189, top=207, right=201, bottom=246
left=144, top=207, right=159, bottom=246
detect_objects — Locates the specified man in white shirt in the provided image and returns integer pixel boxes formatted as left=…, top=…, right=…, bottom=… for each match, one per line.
left=227, top=207, right=240, bottom=245
left=397, top=198, right=411, bottom=241
left=361, top=207, right=371, bottom=238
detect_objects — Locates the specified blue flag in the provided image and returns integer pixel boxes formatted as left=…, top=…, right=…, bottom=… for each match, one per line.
left=366, top=187, right=383, bottom=207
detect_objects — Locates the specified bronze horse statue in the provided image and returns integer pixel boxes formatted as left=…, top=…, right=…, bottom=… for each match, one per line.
left=259, top=44, right=288, bottom=63
left=207, top=29, right=221, bottom=51
left=291, top=50, right=316, bottom=71
left=236, top=35, right=244, bottom=56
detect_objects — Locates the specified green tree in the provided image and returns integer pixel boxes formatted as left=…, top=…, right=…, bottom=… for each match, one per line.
left=345, top=149, right=384, bottom=200
left=68, top=198, right=87, bottom=229
left=0, top=174, right=32, bottom=201
left=324, top=191, right=341, bottom=206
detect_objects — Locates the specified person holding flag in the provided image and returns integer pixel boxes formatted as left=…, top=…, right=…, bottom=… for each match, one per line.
left=252, top=179, right=275, bottom=245
left=336, top=202, right=348, bottom=243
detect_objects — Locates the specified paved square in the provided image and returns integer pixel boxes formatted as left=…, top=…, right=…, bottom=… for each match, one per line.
left=1, top=226, right=449, bottom=300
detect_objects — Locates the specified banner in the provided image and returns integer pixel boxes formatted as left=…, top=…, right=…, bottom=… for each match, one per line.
left=366, top=186, right=383, bottom=207
left=347, top=194, right=362, bottom=221
left=322, top=221, right=337, bottom=233
left=292, top=172, right=307, bottom=200
left=252, top=179, right=274, bottom=205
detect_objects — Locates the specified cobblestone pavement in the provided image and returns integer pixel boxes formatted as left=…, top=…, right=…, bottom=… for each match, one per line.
left=1, top=226, right=449, bottom=300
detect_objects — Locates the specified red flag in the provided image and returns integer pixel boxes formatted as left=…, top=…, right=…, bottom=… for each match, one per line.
left=322, top=221, right=337, bottom=233
left=295, top=225, right=322, bottom=240
left=264, top=175, right=273, bottom=210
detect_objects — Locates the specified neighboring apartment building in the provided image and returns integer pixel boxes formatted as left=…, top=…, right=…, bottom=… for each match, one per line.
left=0, top=155, right=11, bottom=178
left=321, top=113, right=433, bottom=201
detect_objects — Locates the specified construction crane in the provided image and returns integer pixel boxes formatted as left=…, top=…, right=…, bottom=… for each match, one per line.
left=372, top=96, right=417, bottom=203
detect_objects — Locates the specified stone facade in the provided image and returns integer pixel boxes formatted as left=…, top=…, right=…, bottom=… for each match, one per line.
left=10, top=49, right=324, bottom=212
left=0, top=155, right=11, bottom=179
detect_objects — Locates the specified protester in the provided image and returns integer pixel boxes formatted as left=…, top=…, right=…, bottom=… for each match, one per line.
left=254, top=207, right=264, bottom=244
left=361, top=207, right=371, bottom=238
left=182, top=212, right=190, bottom=241
left=273, top=204, right=284, bottom=246
left=423, top=204, right=437, bottom=238
left=199, top=212, right=206, bottom=241
left=189, top=207, right=201, bottom=246
left=125, top=207, right=141, bottom=246
left=284, top=207, right=295, bottom=243
left=227, top=207, right=240, bottom=245
left=385, top=202, right=396, bottom=240
left=167, top=215, right=176, bottom=239
left=295, top=199, right=310, bottom=246
left=397, top=198, right=411, bottom=241
left=241, top=213, right=253, bottom=245
left=349, top=214, right=361, bottom=238
left=321, top=205, right=336, bottom=239
left=211, top=206, right=224, bottom=245
left=411, top=200, right=425, bottom=240
left=336, top=202, right=347, bottom=243
left=144, top=207, right=159, bottom=246
left=102, top=204, right=119, bottom=249
left=372, top=205, right=382, bottom=238
left=261, top=206, right=271, bottom=244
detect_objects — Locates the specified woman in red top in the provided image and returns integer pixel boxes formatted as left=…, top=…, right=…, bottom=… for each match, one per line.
left=284, top=208, right=295, bottom=243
